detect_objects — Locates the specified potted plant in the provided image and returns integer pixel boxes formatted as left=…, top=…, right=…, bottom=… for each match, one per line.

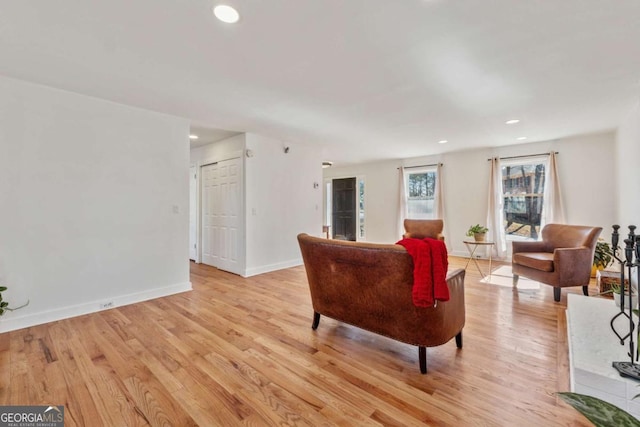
left=466, top=224, right=489, bottom=242
left=592, top=239, right=614, bottom=277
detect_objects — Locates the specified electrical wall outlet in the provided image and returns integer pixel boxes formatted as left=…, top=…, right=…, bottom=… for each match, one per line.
left=99, top=301, right=114, bottom=310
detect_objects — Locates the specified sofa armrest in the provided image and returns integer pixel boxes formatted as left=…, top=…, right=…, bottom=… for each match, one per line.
left=512, top=240, right=547, bottom=253
left=438, top=268, right=465, bottom=334
left=446, top=268, right=465, bottom=299
left=554, top=246, right=591, bottom=263
left=554, top=246, right=592, bottom=282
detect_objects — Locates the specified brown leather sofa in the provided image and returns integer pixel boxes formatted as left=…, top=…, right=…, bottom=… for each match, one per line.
left=512, top=224, right=602, bottom=302
left=297, top=233, right=465, bottom=374
left=403, top=219, right=445, bottom=240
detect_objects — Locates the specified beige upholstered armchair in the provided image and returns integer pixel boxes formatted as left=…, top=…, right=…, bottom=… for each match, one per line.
left=512, top=224, right=602, bottom=302
left=403, top=219, right=445, bottom=240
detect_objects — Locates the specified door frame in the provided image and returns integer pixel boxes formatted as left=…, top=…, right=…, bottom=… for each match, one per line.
left=194, top=150, right=245, bottom=272
left=323, top=174, right=366, bottom=241
left=189, top=163, right=198, bottom=261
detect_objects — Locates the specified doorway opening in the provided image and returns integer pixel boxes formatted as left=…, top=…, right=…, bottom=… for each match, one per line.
left=325, top=177, right=365, bottom=241
left=199, top=157, right=243, bottom=275
left=332, top=177, right=356, bottom=240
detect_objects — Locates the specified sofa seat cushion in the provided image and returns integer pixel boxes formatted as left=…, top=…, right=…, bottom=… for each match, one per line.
left=513, top=252, right=554, bottom=272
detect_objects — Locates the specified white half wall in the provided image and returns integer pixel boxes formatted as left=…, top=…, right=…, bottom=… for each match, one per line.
left=616, top=101, right=640, bottom=228
left=324, top=131, right=617, bottom=258
left=0, top=76, right=191, bottom=332
left=245, top=134, right=323, bottom=276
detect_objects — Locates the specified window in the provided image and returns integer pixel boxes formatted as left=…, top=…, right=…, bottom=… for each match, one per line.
left=405, top=167, right=437, bottom=219
left=501, top=159, right=546, bottom=240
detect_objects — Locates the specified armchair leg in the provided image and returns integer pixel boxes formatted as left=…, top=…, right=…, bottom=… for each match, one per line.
left=311, top=312, right=321, bottom=330
left=455, top=331, right=463, bottom=348
left=582, top=285, right=589, bottom=296
left=513, top=274, right=519, bottom=287
left=553, top=287, right=561, bottom=302
left=419, top=346, right=427, bottom=374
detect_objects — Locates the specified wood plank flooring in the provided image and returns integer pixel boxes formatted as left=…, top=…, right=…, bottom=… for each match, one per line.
left=0, top=257, right=593, bottom=426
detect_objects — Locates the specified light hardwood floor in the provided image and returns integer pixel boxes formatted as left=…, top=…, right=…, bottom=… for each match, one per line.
left=0, top=257, right=592, bottom=426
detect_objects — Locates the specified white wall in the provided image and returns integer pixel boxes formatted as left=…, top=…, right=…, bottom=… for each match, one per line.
left=189, top=133, right=322, bottom=277
left=0, top=76, right=191, bottom=332
left=190, top=134, right=246, bottom=162
left=485, top=132, right=617, bottom=234
left=616, top=101, right=640, bottom=228
left=245, top=134, right=322, bottom=276
left=323, top=160, right=400, bottom=244
left=324, top=131, right=617, bottom=258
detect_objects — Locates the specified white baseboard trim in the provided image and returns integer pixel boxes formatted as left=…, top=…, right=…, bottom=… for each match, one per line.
left=0, top=281, right=192, bottom=333
left=450, top=250, right=510, bottom=262
left=243, top=258, right=303, bottom=277
left=450, top=250, right=492, bottom=260
left=451, top=250, right=473, bottom=258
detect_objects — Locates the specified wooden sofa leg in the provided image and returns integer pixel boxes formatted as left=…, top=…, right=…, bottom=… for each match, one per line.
left=312, top=312, right=320, bottom=330
left=419, top=346, right=427, bottom=374
left=513, top=274, right=519, bottom=287
left=455, top=332, right=463, bottom=348
left=553, top=287, right=561, bottom=302
left=582, top=285, right=589, bottom=296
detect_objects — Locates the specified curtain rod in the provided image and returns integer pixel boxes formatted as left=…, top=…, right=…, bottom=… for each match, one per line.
left=397, top=163, right=442, bottom=170
left=487, top=151, right=558, bottom=161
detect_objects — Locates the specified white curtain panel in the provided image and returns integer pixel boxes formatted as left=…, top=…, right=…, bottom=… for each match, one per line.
left=486, top=157, right=507, bottom=258
left=398, top=167, right=408, bottom=238
left=541, top=151, right=566, bottom=227
left=434, top=163, right=445, bottom=220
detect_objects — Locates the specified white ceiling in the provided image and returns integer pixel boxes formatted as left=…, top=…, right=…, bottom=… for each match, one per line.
left=1, top=1, right=639, bottom=165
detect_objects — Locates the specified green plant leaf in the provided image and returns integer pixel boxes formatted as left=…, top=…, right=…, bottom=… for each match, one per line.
left=557, top=392, right=640, bottom=427
left=466, top=224, right=488, bottom=236
left=0, top=286, right=6, bottom=292
left=594, top=240, right=615, bottom=268
left=0, top=302, right=7, bottom=308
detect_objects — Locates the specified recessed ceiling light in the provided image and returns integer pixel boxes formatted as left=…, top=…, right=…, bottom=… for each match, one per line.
left=505, top=119, right=520, bottom=125
left=189, top=134, right=199, bottom=140
left=214, top=5, right=240, bottom=23
left=516, top=136, right=527, bottom=140
left=438, top=140, right=448, bottom=144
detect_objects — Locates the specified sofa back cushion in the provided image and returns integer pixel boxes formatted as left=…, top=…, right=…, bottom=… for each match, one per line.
left=403, top=219, right=444, bottom=240
left=541, top=224, right=602, bottom=251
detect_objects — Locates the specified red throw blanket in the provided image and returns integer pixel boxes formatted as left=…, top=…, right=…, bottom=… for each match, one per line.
left=396, top=237, right=449, bottom=307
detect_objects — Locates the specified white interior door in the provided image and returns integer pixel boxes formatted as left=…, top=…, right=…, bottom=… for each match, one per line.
left=201, top=162, right=220, bottom=268
left=189, top=164, right=197, bottom=261
left=200, top=157, right=242, bottom=274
